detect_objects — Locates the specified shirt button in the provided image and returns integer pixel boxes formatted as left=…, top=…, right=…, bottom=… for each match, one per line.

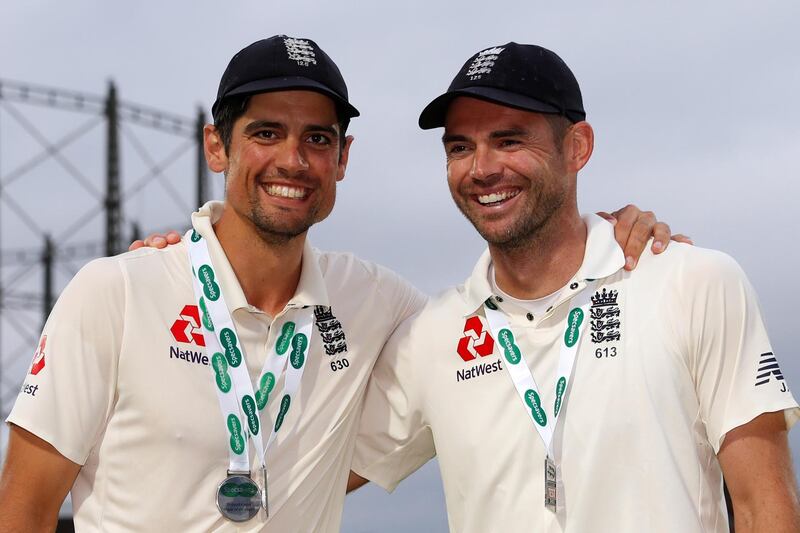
left=570, top=282, right=579, bottom=290
left=495, top=296, right=504, bottom=303
left=526, top=312, right=534, bottom=321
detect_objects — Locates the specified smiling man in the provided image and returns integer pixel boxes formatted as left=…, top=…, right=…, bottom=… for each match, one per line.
left=352, top=43, right=800, bottom=532
left=0, top=36, right=678, bottom=532
left=0, top=36, right=429, bottom=532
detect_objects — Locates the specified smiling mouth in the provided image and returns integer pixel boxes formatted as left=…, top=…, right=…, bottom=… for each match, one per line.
left=264, top=184, right=309, bottom=200
left=476, top=189, right=520, bottom=206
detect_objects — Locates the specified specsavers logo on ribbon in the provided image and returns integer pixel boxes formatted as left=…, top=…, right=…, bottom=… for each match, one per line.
left=220, top=328, right=242, bottom=367
left=256, top=372, right=276, bottom=410
left=291, top=334, right=308, bottom=369
left=564, top=308, right=584, bottom=347
left=276, top=322, right=295, bottom=355
left=554, top=377, right=567, bottom=416
left=525, top=389, right=547, bottom=427
left=212, top=353, right=232, bottom=393
left=199, top=264, right=221, bottom=302
left=498, top=329, right=522, bottom=365
left=227, top=414, right=246, bottom=455
left=241, top=395, right=259, bottom=436
left=274, top=394, right=291, bottom=432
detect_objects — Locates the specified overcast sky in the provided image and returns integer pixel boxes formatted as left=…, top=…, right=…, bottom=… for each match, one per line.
left=1, top=1, right=798, bottom=531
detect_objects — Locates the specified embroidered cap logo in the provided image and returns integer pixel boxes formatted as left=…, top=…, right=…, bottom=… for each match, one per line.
left=465, top=47, right=505, bottom=81
left=284, top=37, right=317, bottom=66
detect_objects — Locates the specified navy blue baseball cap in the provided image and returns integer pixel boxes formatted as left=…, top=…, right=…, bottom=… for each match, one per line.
left=212, top=35, right=360, bottom=122
left=419, top=42, right=585, bottom=129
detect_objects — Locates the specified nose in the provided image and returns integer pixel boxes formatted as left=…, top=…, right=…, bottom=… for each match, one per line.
left=275, top=137, right=309, bottom=176
left=470, top=143, right=502, bottom=183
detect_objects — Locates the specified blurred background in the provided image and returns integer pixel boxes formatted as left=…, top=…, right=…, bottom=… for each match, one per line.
left=1, top=1, right=797, bottom=531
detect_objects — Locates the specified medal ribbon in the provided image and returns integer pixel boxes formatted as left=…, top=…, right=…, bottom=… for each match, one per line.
left=483, top=281, right=595, bottom=458
left=186, top=229, right=313, bottom=474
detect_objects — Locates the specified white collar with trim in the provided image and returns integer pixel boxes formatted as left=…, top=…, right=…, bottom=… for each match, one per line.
left=461, top=214, right=625, bottom=316
left=191, top=201, right=330, bottom=313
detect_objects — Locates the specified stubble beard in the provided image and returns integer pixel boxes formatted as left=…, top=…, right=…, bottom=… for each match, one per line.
left=247, top=187, right=321, bottom=246
left=456, top=177, right=568, bottom=252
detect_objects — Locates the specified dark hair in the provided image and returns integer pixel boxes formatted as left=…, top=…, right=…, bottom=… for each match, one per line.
left=213, top=94, right=350, bottom=155
left=545, top=114, right=573, bottom=153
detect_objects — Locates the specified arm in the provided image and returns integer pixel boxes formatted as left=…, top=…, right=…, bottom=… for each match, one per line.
left=718, top=411, right=800, bottom=532
left=347, top=471, right=369, bottom=493
left=0, top=425, right=81, bottom=531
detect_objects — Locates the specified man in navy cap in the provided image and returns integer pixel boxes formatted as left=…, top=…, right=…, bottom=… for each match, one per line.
left=351, top=43, right=800, bottom=532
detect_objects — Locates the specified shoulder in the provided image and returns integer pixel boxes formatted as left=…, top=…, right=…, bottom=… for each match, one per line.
left=315, top=249, right=421, bottom=295
left=388, top=285, right=466, bottom=345
left=635, top=241, right=747, bottom=287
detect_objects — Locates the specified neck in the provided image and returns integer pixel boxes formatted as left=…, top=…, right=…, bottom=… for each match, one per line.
left=213, top=204, right=304, bottom=316
left=490, top=211, right=586, bottom=300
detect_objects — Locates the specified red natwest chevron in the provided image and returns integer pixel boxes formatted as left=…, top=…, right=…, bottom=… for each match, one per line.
left=457, top=316, right=495, bottom=362
left=170, top=305, right=206, bottom=347
left=30, top=335, right=47, bottom=375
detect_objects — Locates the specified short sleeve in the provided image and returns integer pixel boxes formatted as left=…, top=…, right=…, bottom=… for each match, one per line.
left=352, top=313, right=435, bottom=491
left=682, top=250, right=799, bottom=452
left=6, top=257, right=125, bottom=464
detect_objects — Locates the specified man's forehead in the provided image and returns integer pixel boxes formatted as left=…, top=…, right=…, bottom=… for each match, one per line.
left=444, top=97, right=546, bottom=133
left=243, top=90, right=340, bottom=125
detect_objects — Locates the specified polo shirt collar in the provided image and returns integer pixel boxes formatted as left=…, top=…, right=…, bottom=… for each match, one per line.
left=461, top=214, right=625, bottom=316
left=191, top=201, right=330, bottom=314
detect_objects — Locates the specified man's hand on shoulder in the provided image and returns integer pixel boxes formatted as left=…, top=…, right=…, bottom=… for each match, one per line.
left=597, top=204, right=693, bottom=271
left=128, top=230, right=182, bottom=251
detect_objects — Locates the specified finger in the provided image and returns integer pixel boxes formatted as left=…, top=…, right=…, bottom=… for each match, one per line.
left=596, top=211, right=617, bottom=225
left=671, top=234, right=694, bottom=245
left=650, top=222, right=671, bottom=254
left=165, top=231, right=182, bottom=244
left=621, top=211, right=656, bottom=271
left=128, top=240, right=145, bottom=251
left=143, top=233, right=168, bottom=249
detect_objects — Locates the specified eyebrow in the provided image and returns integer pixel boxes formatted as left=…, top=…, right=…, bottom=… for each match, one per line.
left=442, top=127, right=529, bottom=144
left=243, top=121, right=339, bottom=138
left=442, top=134, right=469, bottom=144
left=489, top=128, right=528, bottom=139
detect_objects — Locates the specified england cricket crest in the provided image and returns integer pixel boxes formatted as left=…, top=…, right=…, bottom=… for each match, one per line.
left=590, top=288, right=622, bottom=343
left=314, top=306, right=348, bottom=356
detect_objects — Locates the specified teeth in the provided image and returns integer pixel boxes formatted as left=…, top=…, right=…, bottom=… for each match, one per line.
left=477, top=190, right=519, bottom=205
left=266, top=184, right=307, bottom=199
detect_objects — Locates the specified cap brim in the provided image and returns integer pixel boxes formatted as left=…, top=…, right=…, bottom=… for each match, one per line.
left=418, top=87, right=561, bottom=130
left=213, top=76, right=360, bottom=119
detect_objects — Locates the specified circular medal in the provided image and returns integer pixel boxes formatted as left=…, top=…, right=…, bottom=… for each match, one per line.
left=216, top=474, right=261, bottom=522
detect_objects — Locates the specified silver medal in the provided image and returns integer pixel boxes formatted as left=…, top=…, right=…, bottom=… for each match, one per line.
left=216, top=474, right=261, bottom=522
left=544, top=456, right=557, bottom=512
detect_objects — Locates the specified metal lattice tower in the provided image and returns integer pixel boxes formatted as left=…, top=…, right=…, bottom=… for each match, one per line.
left=0, top=78, right=211, bottom=418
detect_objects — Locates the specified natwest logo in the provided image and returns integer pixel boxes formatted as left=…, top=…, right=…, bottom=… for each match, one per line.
left=456, top=316, right=495, bottom=362
left=30, top=335, right=47, bottom=375
left=170, top=305, right=206, bottom=346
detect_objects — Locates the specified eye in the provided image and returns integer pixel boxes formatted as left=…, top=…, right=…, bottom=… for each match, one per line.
left=307, top=133, right=332, bottom=145
left=446, top=144, right=469, bottom=155
left=253, top=130, right=277, bottom=141
left=499, top=138, right=521, bottom=148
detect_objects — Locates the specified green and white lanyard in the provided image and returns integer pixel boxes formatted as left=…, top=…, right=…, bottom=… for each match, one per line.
left=483, top=280, right=596, bottom=511
left=186, top=229, right=313, bottom=479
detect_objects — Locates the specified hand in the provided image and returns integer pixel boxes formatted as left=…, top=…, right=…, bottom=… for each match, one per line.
left=597, top=204, right=694, bottom=271
left=128, top=231, right=182, bottom=251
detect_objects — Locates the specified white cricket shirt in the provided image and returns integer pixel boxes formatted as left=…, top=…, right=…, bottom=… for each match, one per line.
left=354, top=214, right=799, bottom=533
left=8, top=201, right=426, bottom=532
